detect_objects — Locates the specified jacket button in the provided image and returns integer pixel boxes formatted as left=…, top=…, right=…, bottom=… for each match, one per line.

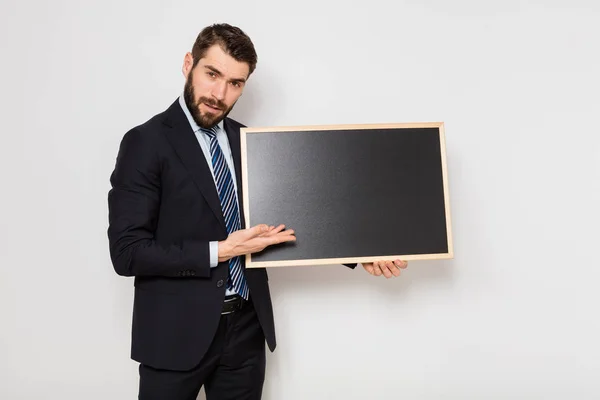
left=217, top=279, right=224, bottom=287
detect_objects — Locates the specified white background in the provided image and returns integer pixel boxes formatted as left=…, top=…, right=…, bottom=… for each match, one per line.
left=1, top=0, right=599, bottom=399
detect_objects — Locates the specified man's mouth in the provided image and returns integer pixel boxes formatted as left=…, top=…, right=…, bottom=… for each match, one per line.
left=203, top=102, right=222, bottom=112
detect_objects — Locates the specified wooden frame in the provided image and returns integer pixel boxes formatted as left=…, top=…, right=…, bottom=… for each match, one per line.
left=240, top=122, right=453, bottom=268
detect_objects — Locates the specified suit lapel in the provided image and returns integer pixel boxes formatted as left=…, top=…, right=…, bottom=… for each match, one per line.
left=162, top=100, right=227, bottom=233
left=223, top=118, right=246, bottom=229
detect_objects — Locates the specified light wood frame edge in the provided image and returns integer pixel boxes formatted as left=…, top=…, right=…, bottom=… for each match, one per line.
left=239, top=122, right=452, bottom=268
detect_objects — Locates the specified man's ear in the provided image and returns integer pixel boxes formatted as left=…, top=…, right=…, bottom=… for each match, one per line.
left=182, top=52, right=194, bottom=78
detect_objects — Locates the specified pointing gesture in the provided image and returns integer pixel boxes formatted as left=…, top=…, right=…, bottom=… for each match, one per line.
left=218, top=224, right=295, bottom=262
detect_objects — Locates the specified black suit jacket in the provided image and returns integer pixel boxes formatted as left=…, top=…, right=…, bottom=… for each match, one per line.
left=107, top=98, right=280, bottom=371
left=108, top=98, right=357, bottom=371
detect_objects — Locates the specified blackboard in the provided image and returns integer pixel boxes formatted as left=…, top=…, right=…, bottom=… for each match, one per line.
left=240, top=123, right=453, bottom=268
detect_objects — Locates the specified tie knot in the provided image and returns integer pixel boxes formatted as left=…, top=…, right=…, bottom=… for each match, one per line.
left=201, top=126, right=218, bottom=139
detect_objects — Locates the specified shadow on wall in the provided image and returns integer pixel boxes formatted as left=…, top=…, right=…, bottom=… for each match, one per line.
left=260, top=257, right=457, bottom=400
left=269, top=257, right=457, bottom=300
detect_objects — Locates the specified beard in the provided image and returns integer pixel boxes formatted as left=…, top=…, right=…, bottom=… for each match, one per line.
left=183, top=74, right=234, bottom=129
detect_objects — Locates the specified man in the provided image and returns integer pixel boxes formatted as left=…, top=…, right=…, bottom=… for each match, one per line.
left=107, top=23, right=408, bottom=400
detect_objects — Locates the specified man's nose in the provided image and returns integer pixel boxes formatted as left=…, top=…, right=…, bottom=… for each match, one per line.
left=212, top=81, right=227, bottom=101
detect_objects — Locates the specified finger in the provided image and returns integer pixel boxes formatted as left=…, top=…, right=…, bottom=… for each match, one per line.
left=275, top=225, right=290, bottom=236
left=381, top=261, right=394, bottom=278
left=384, top=261, right=400, bottom=278
left=388, top=260, right=401, bottom=277
left=373, top=261, right=383, bottom=276
left=261, top=224, right=286, bottom=236
left=268, top=230, right=296, bottom=244
left=274, top=235, right=296, bottom=243
left=255, top=230, right=296, bottom=250
left=256, top=224, right=285, bottom=238
left=394, top=259, right=408, bottom=269
left=391, top=261, right=401, bottom=277
left=275, top=228, right=294, bottom=237
left=250, top=224, right=270, bottom=237
left=271, top=224, right=286, bottom=233
left=363, top=263, right=375, bottom=275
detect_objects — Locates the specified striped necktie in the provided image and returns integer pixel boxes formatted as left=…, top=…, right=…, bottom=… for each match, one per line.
left=201, top=126, right=249, bottom=300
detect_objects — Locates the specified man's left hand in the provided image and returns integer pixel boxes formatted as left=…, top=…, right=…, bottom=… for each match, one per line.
left=362, top=259, right=408, bottom=278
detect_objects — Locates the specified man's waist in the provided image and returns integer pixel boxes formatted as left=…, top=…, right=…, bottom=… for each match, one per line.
left=221, top=294, right=249, bottom=314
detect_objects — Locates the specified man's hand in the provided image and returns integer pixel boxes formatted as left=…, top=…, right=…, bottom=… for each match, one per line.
left=218, top=224, right=295, bottom=262
left=362, top=259, right=408, bottom=278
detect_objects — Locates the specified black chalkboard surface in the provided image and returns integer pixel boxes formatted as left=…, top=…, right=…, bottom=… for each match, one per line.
left=240, top=123, right=453, bottom=268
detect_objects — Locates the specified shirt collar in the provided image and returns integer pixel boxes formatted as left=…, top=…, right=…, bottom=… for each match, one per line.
left=178, top=93, right=223, bottom=133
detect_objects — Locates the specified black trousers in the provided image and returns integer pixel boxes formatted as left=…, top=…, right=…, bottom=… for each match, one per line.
left=138, top=298, right=266, bottom=400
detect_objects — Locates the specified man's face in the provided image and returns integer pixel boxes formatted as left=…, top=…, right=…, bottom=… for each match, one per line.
left=182, top=44, right=249, bottom=129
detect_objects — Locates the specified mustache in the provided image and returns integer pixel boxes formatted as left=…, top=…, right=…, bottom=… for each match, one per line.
left=198, top=97, right=226, bottom=111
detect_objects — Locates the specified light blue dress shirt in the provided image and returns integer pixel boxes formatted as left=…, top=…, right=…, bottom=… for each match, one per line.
left=178, top=94, right=240, bottom=295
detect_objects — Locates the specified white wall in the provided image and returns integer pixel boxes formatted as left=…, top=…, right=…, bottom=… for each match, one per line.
left=1, top=0, right=599, bottom=399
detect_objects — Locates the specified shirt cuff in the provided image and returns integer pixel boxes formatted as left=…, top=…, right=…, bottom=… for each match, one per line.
left=209, top=241, right=219, bottom=268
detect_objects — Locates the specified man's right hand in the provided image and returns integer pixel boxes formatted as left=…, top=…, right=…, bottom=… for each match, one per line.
left=218, top=224, right=296, bottom=262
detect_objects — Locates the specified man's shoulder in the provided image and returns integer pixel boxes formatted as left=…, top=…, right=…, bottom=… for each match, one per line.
left=134, top=101, right=176, bottom=133
left=123, top=99, right=178, bottom=143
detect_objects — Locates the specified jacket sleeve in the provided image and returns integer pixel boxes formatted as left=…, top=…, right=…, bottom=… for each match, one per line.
left=107, top=128, right=211, bottom=278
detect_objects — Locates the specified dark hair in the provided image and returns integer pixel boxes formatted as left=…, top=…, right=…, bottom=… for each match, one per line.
left=191, top=23, right=258, bottom=75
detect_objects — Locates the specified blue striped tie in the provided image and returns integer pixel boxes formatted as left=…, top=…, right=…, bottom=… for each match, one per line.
left=201, top=126, right=249, bottom=300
